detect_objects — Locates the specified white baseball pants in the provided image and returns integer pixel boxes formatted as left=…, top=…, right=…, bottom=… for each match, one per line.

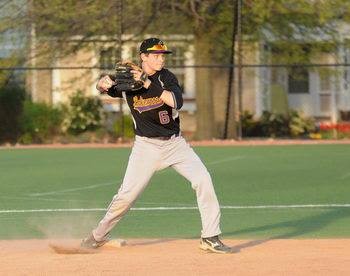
left=93, top=135, right=221, bottom=241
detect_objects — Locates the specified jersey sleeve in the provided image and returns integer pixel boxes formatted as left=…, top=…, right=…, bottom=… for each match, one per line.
left=106, top=86, right=123, bottom=98
left=162, top=70, right=184, bottom=110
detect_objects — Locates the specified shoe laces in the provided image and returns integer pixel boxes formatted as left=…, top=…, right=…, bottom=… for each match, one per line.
left=205, top=236, right=225, bottom=247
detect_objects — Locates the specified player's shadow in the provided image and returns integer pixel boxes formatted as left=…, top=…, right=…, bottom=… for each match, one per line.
left=224, top=208, right=350, bottom=252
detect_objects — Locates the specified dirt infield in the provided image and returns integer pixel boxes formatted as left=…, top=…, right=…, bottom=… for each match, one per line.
left=1, top=139, right=350, bottom=150
left=1, top=239, right=349, bottom=275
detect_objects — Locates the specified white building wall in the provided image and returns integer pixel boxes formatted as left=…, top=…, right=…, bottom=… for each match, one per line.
left=51, top=60, right=61, bottom=105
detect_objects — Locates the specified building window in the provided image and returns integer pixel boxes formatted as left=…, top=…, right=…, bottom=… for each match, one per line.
left=319, top=94, right=331, bottom=112
left=166, top=46, right=185, bottom=67
left=99, top=47, right=121, bottom=71
left=288, top=67, right=309, bottom=94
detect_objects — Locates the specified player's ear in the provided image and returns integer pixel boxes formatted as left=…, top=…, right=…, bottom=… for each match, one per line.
left=140, top=53, right=148, bottom=62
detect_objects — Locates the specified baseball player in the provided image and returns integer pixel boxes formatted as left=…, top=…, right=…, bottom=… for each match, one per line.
left=81, top=37, right=232, bottom=254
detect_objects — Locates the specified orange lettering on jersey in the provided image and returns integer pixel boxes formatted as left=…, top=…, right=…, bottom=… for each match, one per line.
left=133, top=96, right=164, bottom=113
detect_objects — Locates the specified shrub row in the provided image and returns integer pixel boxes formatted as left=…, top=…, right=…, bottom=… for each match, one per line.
left=241, top=110, right=316, bottom=138
left=0, top=89, right=107, bottom=144
left=0, top=87, right=25, bottom=144
left=1, top=87, right=347, bottom=144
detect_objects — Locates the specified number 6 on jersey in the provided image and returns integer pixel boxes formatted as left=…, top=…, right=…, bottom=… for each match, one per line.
left=158, top=110, right=170, bottom=124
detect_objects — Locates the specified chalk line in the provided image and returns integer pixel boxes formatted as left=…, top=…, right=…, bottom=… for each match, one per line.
left=28, top=181, right=119, bottom=197
left=1, top=204, right=350, bottom=214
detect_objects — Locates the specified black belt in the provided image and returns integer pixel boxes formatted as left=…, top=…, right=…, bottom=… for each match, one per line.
left=150, top=133, right=179, bottom=140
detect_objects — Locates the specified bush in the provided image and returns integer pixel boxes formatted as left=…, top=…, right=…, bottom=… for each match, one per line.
left=259, top=111, right=290, bottom=137
left=62, top=90, right=103, bottom=134
left=0, top=87, right=25, bottom=144
left=241, top=110, right=259, bottom=137
left=288, top=110, right=315, bottom=137
left=241, top=110, right=315, bottom=138
left=19, top=101, right=63, bottom=144
left=113, top=115, right=135, bottom=139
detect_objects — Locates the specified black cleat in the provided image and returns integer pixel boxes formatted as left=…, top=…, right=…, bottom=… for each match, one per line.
left=199, top=235, right=233, bottom=254
left=80, top=233, right=110, bottom=249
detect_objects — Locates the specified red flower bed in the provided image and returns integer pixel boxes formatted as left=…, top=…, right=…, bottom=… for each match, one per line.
left=318, top=122, right=350, bottom=132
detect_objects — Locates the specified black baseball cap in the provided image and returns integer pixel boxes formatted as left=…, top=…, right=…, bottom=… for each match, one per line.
left=139, top=38, right=172, bottom=54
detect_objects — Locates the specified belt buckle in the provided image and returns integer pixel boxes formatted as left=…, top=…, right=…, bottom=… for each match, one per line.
left=153, top=133, right=179, bottom=140
left=167, top=134, right=178, bottom=140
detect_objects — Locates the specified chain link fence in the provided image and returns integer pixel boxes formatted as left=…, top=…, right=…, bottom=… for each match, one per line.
left=1, top=62, right=350, bottom=144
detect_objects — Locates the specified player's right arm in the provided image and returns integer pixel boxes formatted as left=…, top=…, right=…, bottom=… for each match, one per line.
left=96, top=74, right=123, bottom=98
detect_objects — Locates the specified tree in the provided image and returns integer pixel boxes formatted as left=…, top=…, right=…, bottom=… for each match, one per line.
left=145, top=0, right=350, bottom=138
left=151, top=1, right=234, bottom=140
left=2, top=0, right=350, bottom=139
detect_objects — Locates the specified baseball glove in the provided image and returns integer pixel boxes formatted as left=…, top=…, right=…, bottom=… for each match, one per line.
left=112, top=61, right=147, bottom=93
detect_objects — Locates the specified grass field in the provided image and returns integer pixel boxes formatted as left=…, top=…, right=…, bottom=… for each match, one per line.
left=1, top=144, right=350, bottom=240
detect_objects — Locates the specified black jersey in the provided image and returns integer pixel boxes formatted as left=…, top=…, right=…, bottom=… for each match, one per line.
left=107, top=68, right=184, bottom=138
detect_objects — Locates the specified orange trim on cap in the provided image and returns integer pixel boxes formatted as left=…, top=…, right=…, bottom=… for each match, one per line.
left=146, top=44, right=168, bottom=51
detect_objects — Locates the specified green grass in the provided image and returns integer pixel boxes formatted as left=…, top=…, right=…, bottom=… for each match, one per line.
left=0, top=144, right=350, bottom=239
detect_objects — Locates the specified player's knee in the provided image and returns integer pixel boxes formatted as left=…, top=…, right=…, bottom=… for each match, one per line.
left=190, top=170, right=212, bottom=190
left=116, top=189, right=138, bottom=206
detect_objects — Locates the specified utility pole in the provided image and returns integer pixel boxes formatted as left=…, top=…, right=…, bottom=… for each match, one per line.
left=117, top=0, right=124, bottom=140
left=237, top=0, right=243, bottom=140
left=28, top=0, right=37, bottom=102
left=223, top=0, right=239, bottom=139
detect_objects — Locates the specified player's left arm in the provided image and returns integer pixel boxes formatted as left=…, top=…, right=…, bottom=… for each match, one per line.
left=143, top=72, right=183, bottom=110
left=160, top=90, right=178, bottom=109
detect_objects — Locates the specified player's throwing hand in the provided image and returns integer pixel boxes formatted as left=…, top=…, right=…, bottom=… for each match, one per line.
left=96, top=75, right=115, bottom=93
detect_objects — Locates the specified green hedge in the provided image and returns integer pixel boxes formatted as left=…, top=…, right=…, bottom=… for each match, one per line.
left=61, top=91, right=103, bottom=134
left=241, top=110, right=315, bottom=138
left=113, top=115, right=135, bottom=139
left=0, top=88, right=323, bottom=144
left=0, top=87, right=25, bottom=144
left=0, top=89, right=105, bottom=145
left=18, top=101, right=63, bottom=144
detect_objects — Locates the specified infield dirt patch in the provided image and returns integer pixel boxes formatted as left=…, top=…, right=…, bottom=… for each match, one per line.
left=2, top=138, right=350, bottom=150
left=1, top=239, right=349, bottom=275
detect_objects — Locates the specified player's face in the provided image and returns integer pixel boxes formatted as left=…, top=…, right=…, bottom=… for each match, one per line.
left=142, top=53, right=165, bottom=73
